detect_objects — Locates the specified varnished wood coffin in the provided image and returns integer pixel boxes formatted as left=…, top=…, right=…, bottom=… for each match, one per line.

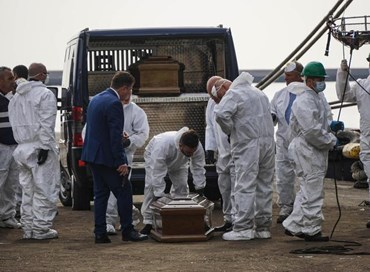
left=149, top=194, right=214, bottom=242
left=128, top=56, right=185, bottom=95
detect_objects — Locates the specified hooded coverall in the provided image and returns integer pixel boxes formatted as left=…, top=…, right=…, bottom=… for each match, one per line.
left=8, top=81, right=60, bottom=236
left=271, top=82, right=333, bottom=217
left=271, top=82, right=302, bottom=217
left=141, top=127, right=206, bottom=225
left=205, top=98, right=236, bottom=223
left=336, top=70, right=370, bottom=196
left=283, top=84, right=336, bottom=236
left=214, top=72, right=275, bottom=237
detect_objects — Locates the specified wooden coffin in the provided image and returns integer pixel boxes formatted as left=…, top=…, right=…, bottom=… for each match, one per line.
left=149, top=194, right=214, bottom=242
left=128, top=56, right=185, bottom=95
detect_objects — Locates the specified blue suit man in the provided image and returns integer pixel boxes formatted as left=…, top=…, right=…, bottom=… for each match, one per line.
left=82, top=71, right=147, bottom=243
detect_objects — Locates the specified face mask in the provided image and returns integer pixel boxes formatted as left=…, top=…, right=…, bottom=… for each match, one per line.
left=5, top=92, right=13, bottom=100
left=314, top=81, right=326, bottom=93
left=44, top=74, right=50, bottom=85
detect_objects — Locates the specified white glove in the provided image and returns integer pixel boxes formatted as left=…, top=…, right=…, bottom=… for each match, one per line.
left=341, top=59, right=349, bottom=72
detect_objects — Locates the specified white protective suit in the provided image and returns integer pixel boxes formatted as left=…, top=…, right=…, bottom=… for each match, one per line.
left=336, top=69, right=370, bottom=193
left=205, top=98, right=236, bottom=223
left=214, top=72, right=275, bottom=235
left=283, top=83, right=336, bottom=236
left=141, top=127, right=206, bottom=225
left=105, top=102, right=149, bottom=226
left=271, top=82, right=333, bottom=217
left=8, top=81, right=60, bottom=236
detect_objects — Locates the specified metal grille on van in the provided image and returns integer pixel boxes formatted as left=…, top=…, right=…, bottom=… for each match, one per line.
left=87, top=38, right=225, bottom=96
left=132, top=95, right=209, bottom=162
left=86, top=38, right=225, bottom=161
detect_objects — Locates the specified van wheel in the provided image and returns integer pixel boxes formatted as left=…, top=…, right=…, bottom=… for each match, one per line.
left=59, top=166, right=72, bottom=206
left=71, top=175, right=91, bottom=210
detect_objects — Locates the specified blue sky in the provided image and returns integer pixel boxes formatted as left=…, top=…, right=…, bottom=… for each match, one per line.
left=1, top=0, right=369, bottom=70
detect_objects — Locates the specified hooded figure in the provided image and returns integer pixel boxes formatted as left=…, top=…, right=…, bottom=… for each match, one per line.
left=8, top=63, right=60, bottom=240
left=214, top=72, right=275, bottom=241
left=270, top=62, right=304, bottom=224
left=205, top=76, right=236, bottom=232
left=337, top=57, right=370, bottom=228
left=139, top=127, right=206, bottom=235
left=283, top=61, right=337, bottom=241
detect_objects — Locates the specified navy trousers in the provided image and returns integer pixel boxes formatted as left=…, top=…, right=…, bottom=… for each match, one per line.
left=89, top=163, right=133, bottom=236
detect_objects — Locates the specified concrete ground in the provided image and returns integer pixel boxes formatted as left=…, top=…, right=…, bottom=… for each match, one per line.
left=1, top=179, right=370, bottom=272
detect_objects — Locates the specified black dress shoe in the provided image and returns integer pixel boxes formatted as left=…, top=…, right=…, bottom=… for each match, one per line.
left=122, top=230, right=148, bottom=242
left=366, top=220, right=370, bottom=229
left=140, top=224, right=152, bottom=235
left=276, top=215, right=289, bottom=224
left=213, top=221, right=233, bottom=232
left=304, top=232, right=329, bottom=242
left=95, top=235, right=111, bottom=244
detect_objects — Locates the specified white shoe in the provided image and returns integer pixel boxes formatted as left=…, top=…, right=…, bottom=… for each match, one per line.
left=254, top=230, right=271, bottom=239
left=106, top=224, right=116, bottom=235
left=0, top=217, right=21, bottom=229
left=132, top=219, right=140, bottom=226
left=222, top=230, right=254, bottom=241
left=132, top=206, right=141, bottom=226
left=33, top=229, right=58, bottom=240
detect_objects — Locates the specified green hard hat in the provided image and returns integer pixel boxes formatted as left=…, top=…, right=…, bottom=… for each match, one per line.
left=366, top=53, right=370, bottom=62
left=301, top=61, right=327, bottom=78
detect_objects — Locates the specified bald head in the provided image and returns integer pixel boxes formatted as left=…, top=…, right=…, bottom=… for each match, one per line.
left=206, top=76, right=223, bottom=96
left=28, top=63, right=48, bottom=83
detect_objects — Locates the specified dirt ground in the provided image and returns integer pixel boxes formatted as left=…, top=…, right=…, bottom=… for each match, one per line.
left=1, top=179, right=370, bottom=272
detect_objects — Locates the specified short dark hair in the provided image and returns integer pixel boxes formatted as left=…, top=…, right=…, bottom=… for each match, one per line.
left=180, top=129, right=199, bottom=148
left=0, top=66, right=11, bottom=79
left=111, top=71, right=135, bottom=89
left=13, top=65, right=28, bottom=79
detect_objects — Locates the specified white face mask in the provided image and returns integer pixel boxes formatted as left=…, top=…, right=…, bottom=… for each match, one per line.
left=314, top=81, right=326, bottom=93
left=44, top=74, right=50, bottom=85
left=5, top=92, right=13, bottom=100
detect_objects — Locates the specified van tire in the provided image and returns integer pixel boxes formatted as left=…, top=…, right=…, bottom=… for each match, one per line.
left=59, top=166, right=72, bottom=206
left=71, top=175, right=91, bottom=210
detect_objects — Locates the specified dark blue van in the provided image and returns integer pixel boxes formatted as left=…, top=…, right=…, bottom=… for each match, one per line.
left=59, top=26, right=239, bottom=210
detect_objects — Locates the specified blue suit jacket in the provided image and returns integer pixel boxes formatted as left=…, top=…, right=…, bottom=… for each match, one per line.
left=81, top=88, right=127, bottom=167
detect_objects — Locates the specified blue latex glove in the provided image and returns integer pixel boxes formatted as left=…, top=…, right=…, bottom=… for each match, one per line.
left=332, top=138, right=341, bottom=151
left=335, top=138, right=341, bottom=147
left=330, top=121, right=344, bottom=132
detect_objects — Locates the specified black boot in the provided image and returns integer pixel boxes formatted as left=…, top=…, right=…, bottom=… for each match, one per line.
left=122, top=229, right=148, bottom=242
left=213, top=221, right=233, bottom=232
left=276, top=215, right=289, bottom=224
left=304, top=232, right=329, bottom=242
left=284, top=229, right=305, bottom=239
left=140, top=224, right=152, bottom=235
left=95, top=234, right=111, bottom=244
